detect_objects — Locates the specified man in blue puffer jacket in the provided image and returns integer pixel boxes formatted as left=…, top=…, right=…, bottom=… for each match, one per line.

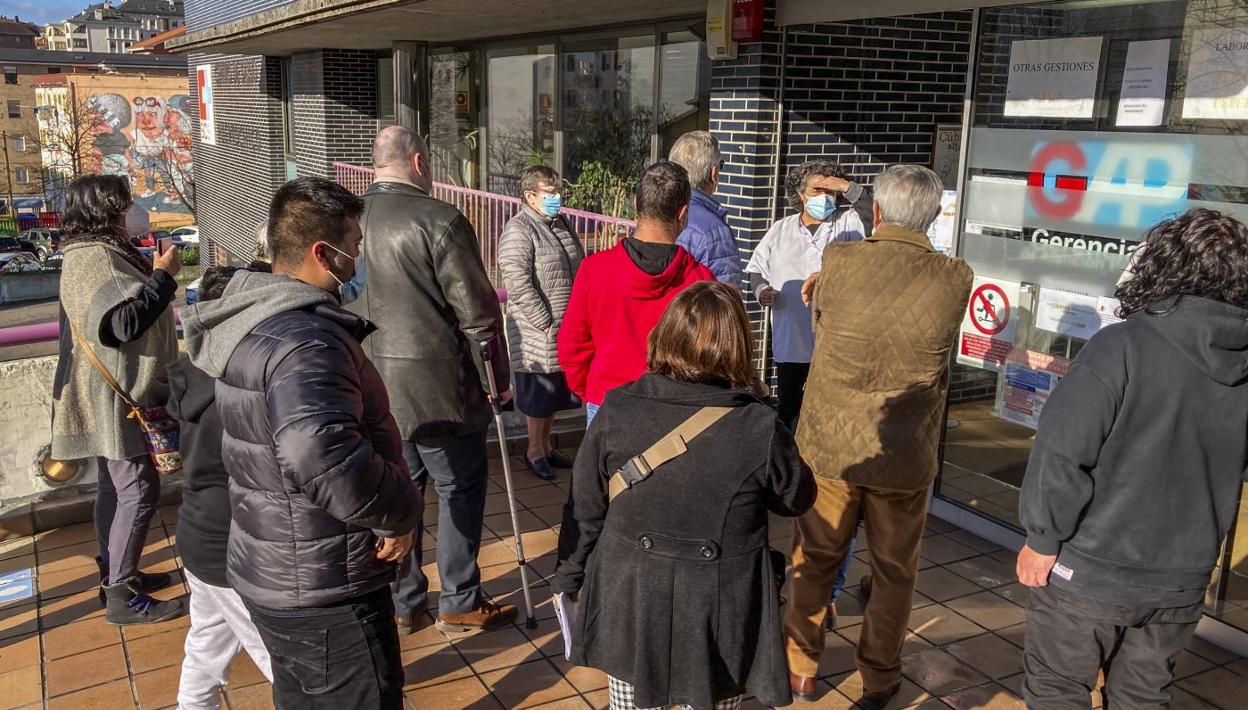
left=670, top=131, right=744, bottom=289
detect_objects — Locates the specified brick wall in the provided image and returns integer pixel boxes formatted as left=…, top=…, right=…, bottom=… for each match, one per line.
left=187, top=52, right=287, bottom=264
left=290, top=49, right=379, bottom=180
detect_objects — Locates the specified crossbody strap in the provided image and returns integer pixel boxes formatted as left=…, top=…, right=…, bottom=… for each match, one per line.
left=607, top=406, right=733, bottom=502
left=67, top=318, right=142, bottom=415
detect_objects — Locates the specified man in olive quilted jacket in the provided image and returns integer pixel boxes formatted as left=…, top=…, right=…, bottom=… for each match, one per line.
left=784, top=165, right=973, bottom=709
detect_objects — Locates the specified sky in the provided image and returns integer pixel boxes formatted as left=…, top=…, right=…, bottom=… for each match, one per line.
left=0, top=1, right=86, bottom=26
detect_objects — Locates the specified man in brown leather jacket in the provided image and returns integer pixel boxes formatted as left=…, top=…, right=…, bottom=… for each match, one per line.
left=350, top=126, right=517, bottom=633
left=784, top=165, right=973, bottom=708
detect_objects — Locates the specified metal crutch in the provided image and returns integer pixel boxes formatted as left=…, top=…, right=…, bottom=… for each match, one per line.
left=479, top=340, right=538, bottom=630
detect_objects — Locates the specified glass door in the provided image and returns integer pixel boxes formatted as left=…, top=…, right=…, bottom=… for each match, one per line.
left=429, top=49, right=481, bottom=188
left=485, top=44, right=556, bottom=196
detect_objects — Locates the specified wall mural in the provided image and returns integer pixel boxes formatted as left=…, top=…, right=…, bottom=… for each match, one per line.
left=85, top=92, right=195, bottom=214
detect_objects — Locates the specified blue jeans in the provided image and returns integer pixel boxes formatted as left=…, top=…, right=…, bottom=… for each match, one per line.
left=393, top=428, right=489, bottom=616
left=829, top=535, right=856, bottom=604
left=585, top=402, right=600, bottom=426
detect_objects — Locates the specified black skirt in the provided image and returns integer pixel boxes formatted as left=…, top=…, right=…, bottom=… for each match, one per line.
left=514, top=371, right=581, bottom=418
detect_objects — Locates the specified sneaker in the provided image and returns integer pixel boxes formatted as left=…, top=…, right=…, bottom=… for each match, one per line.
left=436, top=599, right=518, bottom=633
left=528, top=457, right=556, bottom=481
left=95, top=557, right=174, bottom=606
left=103, top=580, right=186, bottom=626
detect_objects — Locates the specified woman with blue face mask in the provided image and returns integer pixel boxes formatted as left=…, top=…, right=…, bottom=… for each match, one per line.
left=497, top=166, right=586, bottom=480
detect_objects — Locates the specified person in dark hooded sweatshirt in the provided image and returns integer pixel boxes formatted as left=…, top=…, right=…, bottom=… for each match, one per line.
left=558, top=160, right=714, bottom=425
left=180, top=177, right=421, bottom=709
left=168, top=265, right=274, bottom=710
left=1017, top=207, right=1248, bottom=709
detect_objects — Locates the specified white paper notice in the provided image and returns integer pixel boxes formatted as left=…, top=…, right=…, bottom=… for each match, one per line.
left=1005, top=37, right=1103, bottom=118
left=926, top=190, right=957, bottom=255
left=1116, top=39, right=1170, bottom=126
left=1035, top=287, right=1123, bottom=339
left=1183, top=29, right=1248, bottom=120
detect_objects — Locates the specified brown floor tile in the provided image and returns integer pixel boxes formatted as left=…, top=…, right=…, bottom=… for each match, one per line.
left=35, top=523, right=97, bottom=553
left=919, top=536, right=982, bottom=566
left=482, top=658, right=580, bottom=709
left=1174, top=650, right=1215, bottom=680
left=0, top=603, right=36, bottom=641
left=907, top=604, right=987, bottom=646
left=528, top=698, right=591, bottom=709
left=812, top=630, right=859, bottom=679
left=120, top=610, right=189, bottom=641
left=0, top=555, right=34, bottom=580
left=990, top=583, right=1029, bottom=607
left=520, top=615, right=565, bottom=658
left=38, top=589, right=104, bottom=628
left=941, top=682, right=1023, bottom=709
left=224, top=683, right=275, bottom=710
left=405, top=675, right=501, bottom=709
left=37, top=565, right=100, bottom=602
left=0, top=537, right=34, bottom=563
left=44, top=642, right=128, bottom=697
left=1171, top=687, right=1217, bottom=709
left=771, top=680, right=856, bottom=709
left=943, top=633, right=1023, bottom=679
left=829, top=671, right=931, bottom=709
left=996, top=624, right=1026, bottom=649
left=400, top=641, right=474, bottom=689
left=998, top=673, right=1024, bottom=697
left=551, top=657, right=608, bottom=693
left=1186, top=636, right=1241, bottom=665
left=398, top=613, right=453, bottom=650
left=901, top=648, right=989, bottom=696
left=133, top=664, right=182, bottom=709
left=0, top=664, right=42, bottom=708
left=0, top=633, right=40, bottom=674
left=125, top=626, right=186, bottom=673
left=41, top=615, right=122, bottom=660
left=914, top=567, right=983, bottom=603
left=228, top=651, right=270, bottom=688
left=35, top=540, right=101, bottom=575
left=454, top=625, right=543, bottom=672
left=943, top=591, right=1026, bottom=631
left=947, top=555, right=1015, bottom=590
left=583, top=687, right=610, bottom=709
left=940, top=530, right=1002, bottom=554
left=837, top=624, right=936, bottom=660
left=1176, top=667, right=1248, bottom=710
left=47, top=678, right=135, bottom=709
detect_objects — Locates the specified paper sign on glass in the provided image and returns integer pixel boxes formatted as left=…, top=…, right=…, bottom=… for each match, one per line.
left=1005, top=37, right=1103, bottom=118
left=1116, top=39, right=1170, bottom=126
left=1183, top=28, right=1248, bottom=120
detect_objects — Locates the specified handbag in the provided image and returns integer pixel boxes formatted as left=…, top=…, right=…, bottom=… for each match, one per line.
left=69, top=320, right=182, bottom=475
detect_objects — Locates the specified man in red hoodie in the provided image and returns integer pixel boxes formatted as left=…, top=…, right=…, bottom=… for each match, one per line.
left=558, top=160, right=715, bottom=423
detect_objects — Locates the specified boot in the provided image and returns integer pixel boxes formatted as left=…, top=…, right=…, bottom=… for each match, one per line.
left=96, top=556, right=174, bottom=607
left=436, top=599, right=518, bottom=633
left=103, top=580, right=186, bottom=626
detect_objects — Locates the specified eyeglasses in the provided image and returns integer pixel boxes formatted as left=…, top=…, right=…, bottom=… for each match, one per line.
left=133, top=97, right=160, bottom=108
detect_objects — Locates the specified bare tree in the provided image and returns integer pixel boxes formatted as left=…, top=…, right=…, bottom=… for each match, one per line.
left=153, top=149, right=197, bottom=220
left=32, top=93, right=110, bottom=206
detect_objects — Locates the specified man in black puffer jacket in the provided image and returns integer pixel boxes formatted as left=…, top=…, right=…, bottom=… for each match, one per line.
left=182, top=177, right=420, bottom=709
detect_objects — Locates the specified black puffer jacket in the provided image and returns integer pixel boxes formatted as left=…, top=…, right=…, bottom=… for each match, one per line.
left=181, top=270, right=421, bottom=608
left=349, top=180, right=509, bottom=439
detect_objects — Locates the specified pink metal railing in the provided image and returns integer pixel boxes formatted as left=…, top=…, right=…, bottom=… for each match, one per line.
left=333, top=162, right=635, bottom=284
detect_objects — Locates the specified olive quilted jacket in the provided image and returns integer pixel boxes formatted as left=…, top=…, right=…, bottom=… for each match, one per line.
left=796, top=224, right=973, bottom=491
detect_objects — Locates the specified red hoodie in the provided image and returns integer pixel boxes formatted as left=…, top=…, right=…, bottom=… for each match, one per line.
left=558, top=241, right=714, bottom=405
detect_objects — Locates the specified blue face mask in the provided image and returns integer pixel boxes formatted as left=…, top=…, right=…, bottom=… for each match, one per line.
left=323, top=242, right=366, bottom=305
left=805, top=194, right=833, bottom=221
left=539, top=193, right=562, bottom=218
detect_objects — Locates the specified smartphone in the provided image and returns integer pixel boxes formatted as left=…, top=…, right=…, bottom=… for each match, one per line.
left=157, top=237, right=173, bottom=255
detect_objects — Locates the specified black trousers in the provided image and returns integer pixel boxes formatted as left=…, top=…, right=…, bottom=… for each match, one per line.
left=776, top=362, right=811, bottom=430
left=1024, top=584, right=1202, bottom=710
left=247, top=587, right=405, bottom=710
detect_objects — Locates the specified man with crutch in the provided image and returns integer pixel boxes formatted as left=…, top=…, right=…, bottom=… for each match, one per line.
left=351, top=125, right=518, bottom=633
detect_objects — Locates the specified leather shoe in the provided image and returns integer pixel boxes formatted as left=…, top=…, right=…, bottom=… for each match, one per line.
left=790, top=673, right=818, bottom=702
left=394, top=599, right=430, bottom=635
left=547, top=450, right=575, bottom=469
left=859, top=682, right=901, bottom=710
left=436, top=599, right=518, bottom=633
left=528, top=457, right=556, bottom=480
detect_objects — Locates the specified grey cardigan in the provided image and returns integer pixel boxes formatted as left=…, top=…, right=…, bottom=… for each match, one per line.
left=51, top=242, right=178, bottom=461
left=498, top=207, right=585, bottom=373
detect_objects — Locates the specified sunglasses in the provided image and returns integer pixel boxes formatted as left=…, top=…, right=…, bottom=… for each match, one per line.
left=133, top=97, right=160, bottom=108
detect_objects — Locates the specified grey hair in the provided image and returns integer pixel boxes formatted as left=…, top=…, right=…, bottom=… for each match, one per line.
left=667, top=131, right=721, bottom=193
left=252, top=222, right=270, bottom=261
left=372, top=125, right=426, bottom=171
left=873, top=164, right=943, bottom=232
left=785, top=160, right=847, bottom=213
left=520, top=165, right=560, bottom=195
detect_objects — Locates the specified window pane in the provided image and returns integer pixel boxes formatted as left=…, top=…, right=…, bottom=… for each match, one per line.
left=486, top=44, right=555, bottom=197
left=561, top=34, right=656, bottom=215
left=429, top=50, right=480, bottom=188
left=657, top=31, right=711, bottom=158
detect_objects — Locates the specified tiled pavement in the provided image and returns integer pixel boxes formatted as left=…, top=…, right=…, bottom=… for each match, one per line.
left=2, top=453, right=1247, bottom=710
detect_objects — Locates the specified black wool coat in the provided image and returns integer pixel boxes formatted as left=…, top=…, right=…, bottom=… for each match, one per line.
left=553, top=374, right=815, bottom=709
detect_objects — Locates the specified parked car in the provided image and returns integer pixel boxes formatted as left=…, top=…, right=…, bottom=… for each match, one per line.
left=185, top=276, right=202, bottom=305
left=134, top=230, right=171, bottom=248
left=170, top=226, right=199, bottom=246
left=0, top=252, right=44, bottom=273
left=129, top=237, right=157, bottom=259
left=18, top=228, right=60, bottom=261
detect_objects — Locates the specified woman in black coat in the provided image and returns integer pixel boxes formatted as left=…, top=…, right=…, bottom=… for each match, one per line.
left=552, top=281, right=816, bottom=710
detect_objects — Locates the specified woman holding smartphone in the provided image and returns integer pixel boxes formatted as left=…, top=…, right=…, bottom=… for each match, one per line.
left=51, top=175, right=186, bottom=626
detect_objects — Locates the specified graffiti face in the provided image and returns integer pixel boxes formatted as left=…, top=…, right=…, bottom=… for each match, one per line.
left=134, top=97, right=164, bottom=139
left=81, top=91, right=194, bottom=212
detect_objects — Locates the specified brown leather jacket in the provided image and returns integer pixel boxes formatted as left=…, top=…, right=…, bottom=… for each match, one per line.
left=796, top=224, right=973, bottom=491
